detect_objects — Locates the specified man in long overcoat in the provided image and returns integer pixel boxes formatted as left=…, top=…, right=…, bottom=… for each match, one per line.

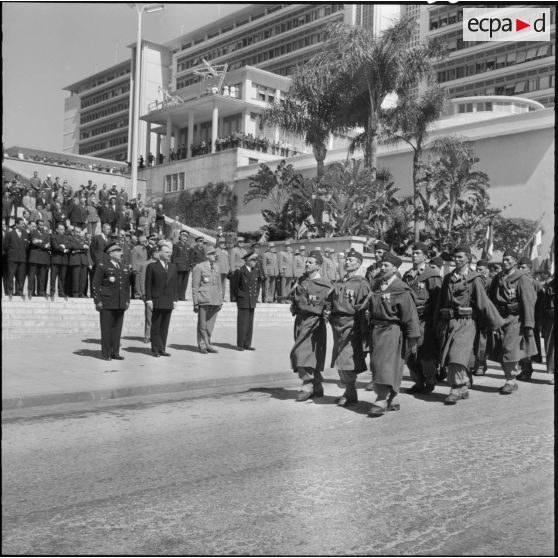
left=438, top=244, right=505, bottom=404
left=488, top=250, right=537, bottom=394
left=92, top=242, right=130, bottom=360
left=402, top=242, right=442, bottom=394
left=230, top=251, right=260, bottom=351
left=471, top=259, right=492, bottom=376
left=366, top=252, right=420, bottom=416
left=289, top=250, right=332, bottom=401
left=538, top=276, right=554, bottom=384
left=192, top=246, right=223, bottom=353
left=329, top=248, right=370, bottom=407
left=27, top=219, right=51, bottom=299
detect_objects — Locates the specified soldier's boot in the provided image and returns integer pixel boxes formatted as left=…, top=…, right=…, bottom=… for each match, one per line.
left=499, top=380, right=519, bottom=394
left=368, top=398, right=388, bottom=416
left=387, top=390, right=400, bottom=412
left=407, top=381, right=426, bottom=394
left=444, top=384, right=469, bottom=405
left=336, top=383, right=358, bottom=407
left=296, top=382, right=314, bottom=402
left=466, top=369, right=474, bottom=388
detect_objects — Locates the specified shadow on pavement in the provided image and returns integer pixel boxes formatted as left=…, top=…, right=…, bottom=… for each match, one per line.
left=123, top=346, right=154, bottom=356
left=167, top=343, right=202, bottom=353
left=122, top=336, right=146, bottom=342
left=468, top=384, right=502, bottom=393
left=212, top=342, right=238, bottom=351
left=248, top=387, right=299, bottom=401
left=74, top=348, right=105, bottom=360
left=81, top=338, right=101, bottom=345
left=408, top=391, right=448, bottom=403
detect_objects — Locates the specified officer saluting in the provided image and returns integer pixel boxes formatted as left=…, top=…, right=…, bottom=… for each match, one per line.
left=92, top=242, right=130, bottom=361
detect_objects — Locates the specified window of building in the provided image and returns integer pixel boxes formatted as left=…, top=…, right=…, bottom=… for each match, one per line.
left=536, top=44, right=550, bottom=58
left=516, top=50, right=527, bottom=64
left=525, top=47, right=538, bottom=61
left=495, top=54, right=506, bottom=69
left=539, top=75, right=551, bottom=89
left=248, top=158, right=258, bottom=165
left=506, top=51, right=517, bottom=64
left=165, top=172, right=185, bottom=193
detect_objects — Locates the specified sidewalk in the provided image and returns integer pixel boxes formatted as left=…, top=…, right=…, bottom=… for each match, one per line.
left=2, top=325, right=339, bottom=411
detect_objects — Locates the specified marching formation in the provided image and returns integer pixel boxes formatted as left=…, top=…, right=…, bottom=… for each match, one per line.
left=287, top=242, right=554, bottom=416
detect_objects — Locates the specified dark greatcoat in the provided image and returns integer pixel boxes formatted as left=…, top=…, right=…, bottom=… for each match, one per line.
left=230, top=265, right=260, bottom=348
left=27, top=229, right=51, bottom=266
left=401, top=265, right=442, bottom=360
left=539, top=278, right=554, bottom=374
left=290, top=275, right=332, bottom=372
left=329, top=274, right=370, bottom=372
left=488, top=268, right=538, bottom=362
left=437, top=270, right=505, bottom=368
left=367, top=277, right=420, bottom=391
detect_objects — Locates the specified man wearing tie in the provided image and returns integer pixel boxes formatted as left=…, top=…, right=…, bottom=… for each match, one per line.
left=145, top=242, right=178, bottom=357
left=5, top=218, right=29, bottom=300
left=230, top=251, right=260, bottom=351
left=92, top=242, right=130, bottom=361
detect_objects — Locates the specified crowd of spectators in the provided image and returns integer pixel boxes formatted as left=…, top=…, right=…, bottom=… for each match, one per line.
left=5, top=150, right=129, bottom=175
left=141, top=132, right=302, bottom=167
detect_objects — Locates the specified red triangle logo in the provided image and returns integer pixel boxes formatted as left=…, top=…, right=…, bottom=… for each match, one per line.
left=516, top=18, right=530, bottom=31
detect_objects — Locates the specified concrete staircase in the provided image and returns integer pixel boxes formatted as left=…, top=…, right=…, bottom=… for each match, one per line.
left=1, top=298, right=293, bottom=338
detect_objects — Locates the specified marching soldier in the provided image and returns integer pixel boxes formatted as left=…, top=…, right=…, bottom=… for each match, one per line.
left=329, top=248, right=370, bottom=407
left=538, top=275, right=554, bottom=384
left=230, top=251, right=260, bottom=351
left=365, top=252, right=420, bottom=416
left=402, top=242, right=442, bottom=394
left=192, top=246, right=223, bottom=354
left=92, top=242, right=130, bottom=361
left=289, top=250, right=332, bottom=402
left=364, top=240, right=390, bottom=287
left=438, top=245, right=505, bottom=405
left=471, top=259, right=492, bottom=376
left=488, top=250, right=538, bottom=394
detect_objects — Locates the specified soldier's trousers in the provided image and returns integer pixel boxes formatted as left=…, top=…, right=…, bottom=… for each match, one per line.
left=264, top=276, right=276, bottom=302
left=27, top=264, right=48, bottom=296
left=447, top=363, right=468, bottom=387
left=279, top=276, right=292, bottom=299
left=144, top=302, right=152, bottom=340
left=297, top=366, right=323, bottom=390
left=237, top=308, right=254, bottom=348
left=50, top=264, right=67, bottom=296
left=339, top=369, right=357, bottom=386
left=177, top=271, right=189, bottom=301
left=7, top=260, right=26, bottom=296
left=197, top=305, right=220, bottom=349
left=99, top=308, right=125, bottom=358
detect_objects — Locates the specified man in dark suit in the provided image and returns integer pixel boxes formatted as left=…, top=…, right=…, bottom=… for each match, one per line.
left=230, top=251, right=260, bottom=351
left=92, top=242, right=130, bottom=361
left=145, top=242, right=178, bottom=357
left=27, top=219, right=51, bottom=299
left=5, top=218, right=29, bottom=300
left=172, top=230, right=191, bottom=301
left=189, top=236, right=207, bottom=269
left=49, top=222, right=69, bottom=300
left=90, top=223, right=111, bottom=270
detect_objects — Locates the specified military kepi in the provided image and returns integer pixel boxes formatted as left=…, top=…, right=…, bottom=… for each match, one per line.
left=346, top=248, right=363, bottom=261
left=382, top=252, right=402, bottom=267
left=375, top=240, right=389, bottom=251
left=453, top=243, right=471, bottom=255
left=503, top=249, right=519, bottom=260
left=412, top=241, right=428, bottom=253
left=105, top=242, right=122, bottom=254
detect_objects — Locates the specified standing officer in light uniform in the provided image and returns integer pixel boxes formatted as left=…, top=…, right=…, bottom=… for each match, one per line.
left=92, top=242, right=130, bottom=361
left=192, top=246, right=223, bottom=354
left=215, top=238, right=230, bottom=301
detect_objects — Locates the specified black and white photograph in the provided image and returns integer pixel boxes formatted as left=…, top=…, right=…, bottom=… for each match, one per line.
left=2, top=2, right=555, bottom=555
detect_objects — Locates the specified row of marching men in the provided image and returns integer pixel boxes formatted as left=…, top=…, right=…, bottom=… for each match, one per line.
left=286, top=241, right=554, bottom=416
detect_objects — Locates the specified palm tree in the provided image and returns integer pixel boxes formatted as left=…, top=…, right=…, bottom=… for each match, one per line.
left=312, top=15, right=443, bottom=180
left=263, top=68, right=349, bottom=182
left=382, top=84, right=448, bottom=240
left=427, top=137, right=491, bottom=238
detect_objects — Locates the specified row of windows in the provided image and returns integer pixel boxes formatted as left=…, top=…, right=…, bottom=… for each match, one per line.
left=79, top=133, right=128, bottom=155
left=437, top=43, right=554, bottom=82
left=81, top=83, right=130, bottom=109
left=175, top=4, right=342, bottom=73
left=165, top=172, right=186, bottom=193
left=448, top=73, right=555, bottom=98
left=251, top=83, right=278, bottom=103
left=80, top=117, right=128, bottom=140
left=75, top=66, right=131, bottom=95
left=429, top=10, right=463, bottom=30
left=80, top=101, right=129, bottom=124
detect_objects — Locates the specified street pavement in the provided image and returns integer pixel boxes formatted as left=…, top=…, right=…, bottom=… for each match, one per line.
left=2, top=374, right=554, bottom=556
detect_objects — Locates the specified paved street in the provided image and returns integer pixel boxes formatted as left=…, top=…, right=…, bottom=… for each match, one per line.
left=2, top=373, right=554, bottom=556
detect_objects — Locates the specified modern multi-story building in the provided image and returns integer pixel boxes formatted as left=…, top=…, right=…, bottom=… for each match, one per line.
left=419, top=5, right=555, bottom=107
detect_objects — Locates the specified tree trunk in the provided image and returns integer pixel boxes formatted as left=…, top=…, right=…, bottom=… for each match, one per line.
left=313, top=144, right=327, bottom=182
left=412, top=143, right=421, bottom=242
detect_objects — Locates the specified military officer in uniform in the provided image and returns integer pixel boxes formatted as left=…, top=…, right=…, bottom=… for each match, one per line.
left=189, top=236, right=207, bottom=268
left=291, top=247, right=305, bottom=280
left=488, top=250, right=537, bottom=394
left=172, top=230, right=191, bottom=301
left=215, top=238, right=230, bottom=301
left=277, top=241, right=293, bottom=301
left=438, top=245, right=504, bottom=405
left=231, top=251, right=260, bottom=351
left=289, top=250, right=333, bottom=401
left=92, top=242, right=130, bottom=361
left=27, top=219, right=51, bottom=299
left=262, top=243, right=278, bottom=302
left=402, top=242, right=442, bottom=394
left=192, top=246, right=223, bottom=354
left=365, top=252, right=420, bottom=416
left=364, top=240, right=390, bottom=286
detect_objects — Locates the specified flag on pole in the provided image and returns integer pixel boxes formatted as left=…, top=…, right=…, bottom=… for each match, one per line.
left=529, top=228, right=543, bottom=261
left=482, top=221, right=494, bottom=260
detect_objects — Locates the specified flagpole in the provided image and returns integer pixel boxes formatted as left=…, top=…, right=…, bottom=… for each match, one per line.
left=521, top=212, right=545, bottom=255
